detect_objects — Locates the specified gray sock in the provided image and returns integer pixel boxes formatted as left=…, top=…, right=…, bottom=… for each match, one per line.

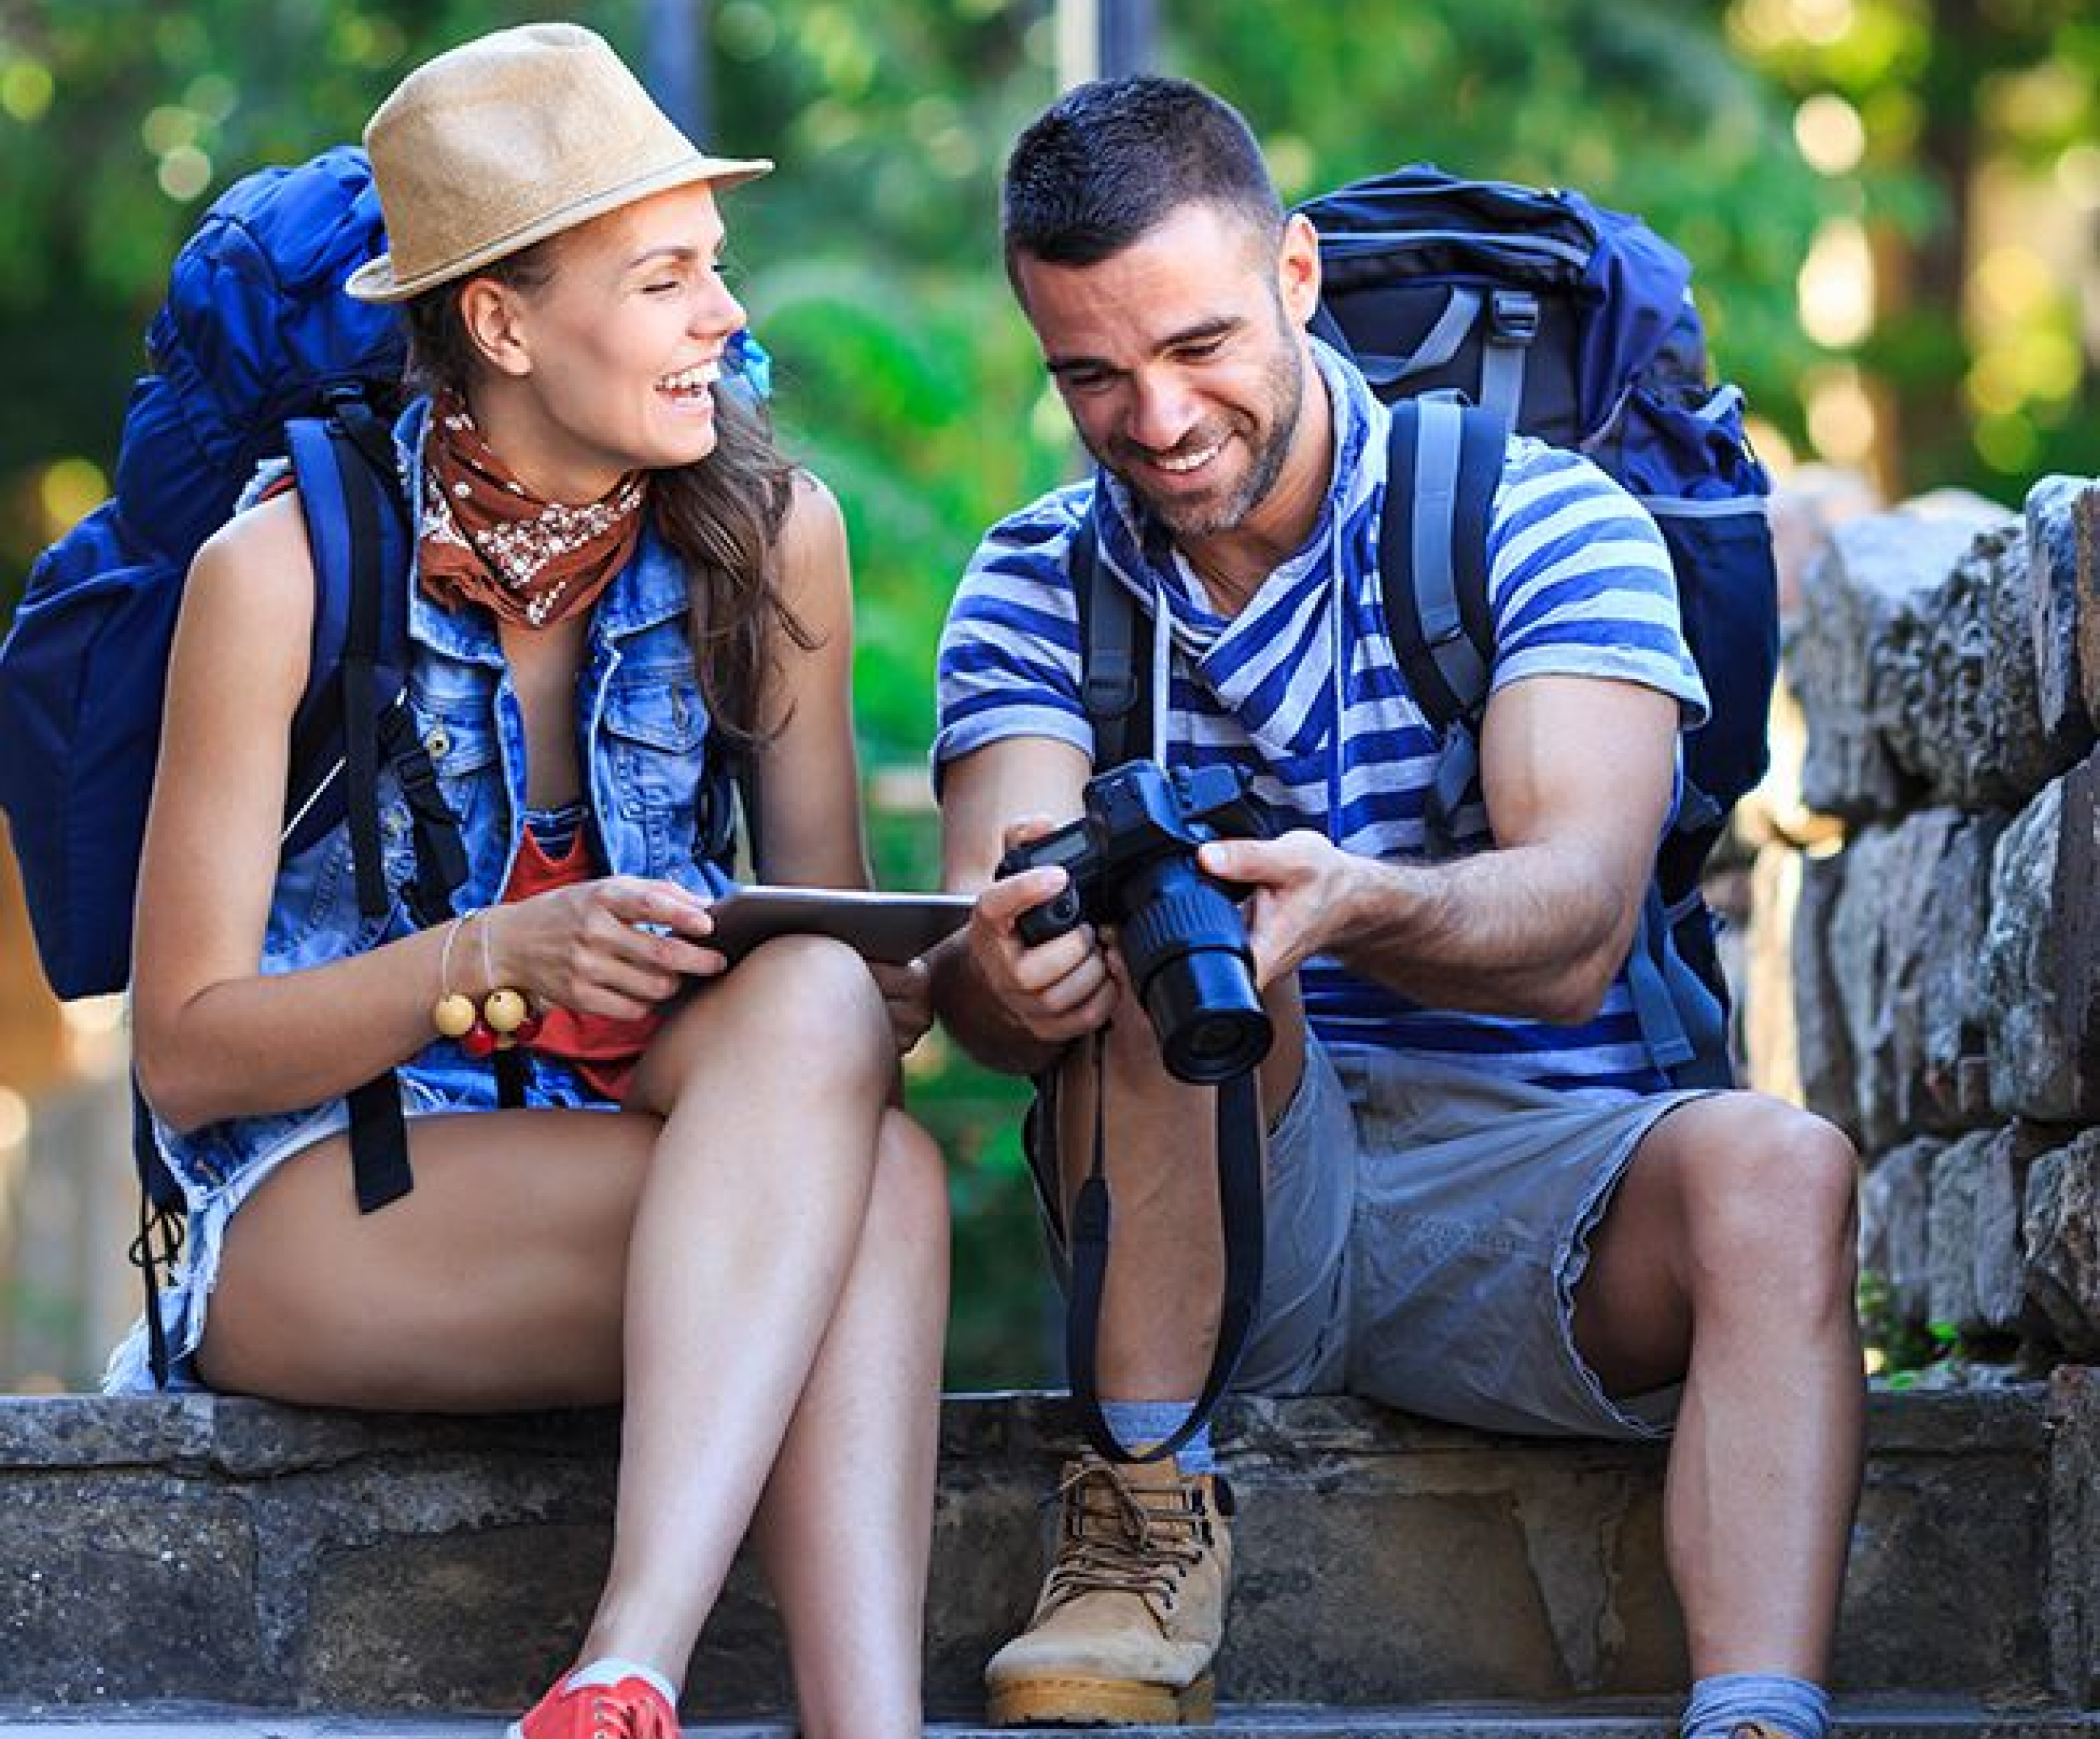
left=1099, top=1400, right=1215, bottom=1475
left=1682, top=1672, right=1832, bottom=1739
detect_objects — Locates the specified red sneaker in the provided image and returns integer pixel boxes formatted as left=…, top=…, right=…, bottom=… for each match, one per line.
left=507, top=1664, right=680, bottom=1739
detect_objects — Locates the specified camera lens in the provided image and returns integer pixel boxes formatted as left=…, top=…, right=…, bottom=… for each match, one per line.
left=1118, top=862, right=1271, bottom=1085
left=1149, top=954, right=1271, bottom=1083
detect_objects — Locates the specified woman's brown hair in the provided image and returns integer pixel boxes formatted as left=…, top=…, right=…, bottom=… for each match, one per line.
left=401, top=241, right=813, bottom=758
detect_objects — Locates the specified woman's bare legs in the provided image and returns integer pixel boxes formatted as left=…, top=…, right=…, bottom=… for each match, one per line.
left=198, top=935, right=942, bottom=1736
left=748, top=1108, right=948, bottom=1738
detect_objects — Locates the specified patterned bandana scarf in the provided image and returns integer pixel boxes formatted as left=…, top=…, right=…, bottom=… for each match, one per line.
left=418, top=389, right=649, bottom=628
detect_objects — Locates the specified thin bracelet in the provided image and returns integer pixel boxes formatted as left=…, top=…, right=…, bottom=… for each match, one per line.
left=477, top=904, right=498, bottom=999
left=431, top=906, right=539, bottom=1051
left=476, top=907, right=538, bottom=1047
left=432, top=912, right=478, bottom=1039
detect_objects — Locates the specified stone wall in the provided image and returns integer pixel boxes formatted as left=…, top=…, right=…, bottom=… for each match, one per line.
left=1779, top=476, right=2100, bottom=1366
left=0, top=1386, right=2087, bottom=1716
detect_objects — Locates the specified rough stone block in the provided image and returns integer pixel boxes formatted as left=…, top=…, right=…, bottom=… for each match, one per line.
left=1883, top=514, right=2068, bottom=809
left=1838, top=1421, right=2055, bottom=1698
left=1928, top=1130, right=2017, bottom=1333
left=2047, top=1365, right=2100, bottom=1704
left=2025, top=1131, right=2100, bottom=1358
left=302, top=1524, right=610, bottom=1712
left=1232, top=1487, right=1588, bottom=1701
left=1986, top=774, right=2100, bottom=1120
left=2079, top=486, right=2100, bottom=732
left=1979, top=1129, right=2032, bottom=1333
left=0, top=1391, right=2077, bottom=1714
left=1861, top=1136, right=1942, bottom=1326
left=2029, top=476, right=2100, bottom=756
left=1788, top=495, right=2010, bottom=823
left=1820, top=813, right=2005, bottom=1148
left=0, top=1393, right=215, bottom=1471
left=1792, top=847, right=1858, bottom=1139
left=2052, top=744, right=2100, bottom=1120
left=0, top=1475, right=266, bottom=1704
left=1743, top=843, right=1804, bottom=1104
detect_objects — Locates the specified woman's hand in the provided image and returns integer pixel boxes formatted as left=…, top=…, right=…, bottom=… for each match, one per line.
left=486, top=876, right=728, bottom=1019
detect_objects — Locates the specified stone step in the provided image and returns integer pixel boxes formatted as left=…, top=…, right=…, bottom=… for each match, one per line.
left=0, top=1377, right=2093, bottom=1721
left=0, top=1709, right=2095, bottom=1738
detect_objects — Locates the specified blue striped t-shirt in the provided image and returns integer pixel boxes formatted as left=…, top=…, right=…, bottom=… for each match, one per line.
left=934, top=342, right=1709, bottom=1097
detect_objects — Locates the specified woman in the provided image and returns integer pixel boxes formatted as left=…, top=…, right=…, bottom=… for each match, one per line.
left=118, top=24, right=947, bottom=1739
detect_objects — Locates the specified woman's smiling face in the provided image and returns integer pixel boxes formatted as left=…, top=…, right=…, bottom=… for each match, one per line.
left=471, top=181, right=749, bottom=502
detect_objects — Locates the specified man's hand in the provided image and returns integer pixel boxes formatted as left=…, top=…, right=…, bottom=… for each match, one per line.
left=869, top=956, right=935, bottom=1056
left=963, top=815, right=1121, bottom=1049
left=1196, top=829, right=1364, bottom=989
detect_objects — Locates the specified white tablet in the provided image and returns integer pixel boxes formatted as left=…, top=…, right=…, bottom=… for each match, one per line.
left=703, top=886, right=972, bottom=966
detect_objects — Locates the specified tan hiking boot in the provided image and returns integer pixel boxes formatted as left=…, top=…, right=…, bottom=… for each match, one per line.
left=985, top=1453, right=1233, bottom=1727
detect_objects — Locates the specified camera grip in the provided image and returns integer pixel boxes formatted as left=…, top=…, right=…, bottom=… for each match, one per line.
left=1014, top=883, right=1083, bottom=947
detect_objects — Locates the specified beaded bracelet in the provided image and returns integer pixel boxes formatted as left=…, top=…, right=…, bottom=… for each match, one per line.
left=431, top=908, right=543, bottom=1055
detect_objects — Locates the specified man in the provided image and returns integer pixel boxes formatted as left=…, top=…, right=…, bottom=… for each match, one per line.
left=932, top=75, right=1863, bottom=1739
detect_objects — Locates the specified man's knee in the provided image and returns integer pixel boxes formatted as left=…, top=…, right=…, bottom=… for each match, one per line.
left=1675, top=1095, right=1859, bottom=1310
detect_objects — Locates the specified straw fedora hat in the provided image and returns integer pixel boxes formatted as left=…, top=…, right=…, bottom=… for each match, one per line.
left=345, top=21, right=770, bottom=304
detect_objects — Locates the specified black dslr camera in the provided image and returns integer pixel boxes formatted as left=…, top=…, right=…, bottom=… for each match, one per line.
left=996, top=759, right=1272, bottom=1084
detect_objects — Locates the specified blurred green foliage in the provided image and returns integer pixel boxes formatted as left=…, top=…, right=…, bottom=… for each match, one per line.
left=1727, top=0, right=2099, bottom=500
left=1, top=0, right=2095, bottom=1385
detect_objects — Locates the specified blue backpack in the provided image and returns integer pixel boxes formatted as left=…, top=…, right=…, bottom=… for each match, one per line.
left=4, top=145, right=766, bottom=1383
left=0, top=146, right=476, bottom=1379
left=0, top=145, right=430, bottom=1002
left=1074, top=165, right=1780, bottom=1088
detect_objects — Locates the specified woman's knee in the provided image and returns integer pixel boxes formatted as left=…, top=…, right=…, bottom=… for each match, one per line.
left=641, top=934, right=893, bottom=1112
left=726, top=934, right=888, bottom=1055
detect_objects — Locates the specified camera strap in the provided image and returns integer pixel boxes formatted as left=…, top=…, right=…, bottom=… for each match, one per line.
left=1065, top=1027, right=1267, bottom=1464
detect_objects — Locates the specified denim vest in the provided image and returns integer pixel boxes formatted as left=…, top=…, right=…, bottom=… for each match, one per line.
left=154, top=399, right=737, bottom=1201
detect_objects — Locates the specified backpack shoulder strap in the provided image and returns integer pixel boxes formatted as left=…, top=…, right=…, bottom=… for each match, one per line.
left=1378, top=399, right=1504, bottom=844
left=285, top=393, right=477, bottom=1214
left=1069, top=495, right=1148, bottom=772
left=1376, top=397, right=1503, bottom=733
left=1379, top=400, right=1733, bottom=1087
left=281, top=399, right=403, bottom=860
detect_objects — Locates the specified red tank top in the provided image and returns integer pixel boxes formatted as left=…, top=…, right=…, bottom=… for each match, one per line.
left=501, top=817, right=661, bottom=1104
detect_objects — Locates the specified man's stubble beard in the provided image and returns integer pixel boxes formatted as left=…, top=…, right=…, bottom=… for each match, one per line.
left=1096, top=336, right=1307, bottom=543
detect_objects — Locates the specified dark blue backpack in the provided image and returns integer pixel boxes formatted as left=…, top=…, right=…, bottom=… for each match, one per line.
left=3, top=144, right=761, bottom=1384
left=0, top=146, right=467, bottom=1381
left=1075, top=165, right=1780, bottom=1088
left=0, top=145, right=428, bottom=1001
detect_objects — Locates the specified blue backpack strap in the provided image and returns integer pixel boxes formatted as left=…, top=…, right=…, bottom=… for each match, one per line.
left=286, top=394, right=468, bottom=920
left=1376, top=398, right=1501, bottom=850
left=1479, top=289, right=1541, bottom=429
left=284, top=396, right=474, bottom=1213
left=1378, top=397, right=1729, bottom=1088
left=1624, top=886, right=1697, bottom=1078
left=1069, top=496, right=1148, bottom=771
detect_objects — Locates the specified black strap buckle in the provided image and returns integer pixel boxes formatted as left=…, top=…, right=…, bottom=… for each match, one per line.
left=1489, top=290, right=1540, bottom=346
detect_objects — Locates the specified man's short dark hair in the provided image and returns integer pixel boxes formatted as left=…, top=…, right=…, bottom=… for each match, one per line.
left=1002, top=76, right=1284, bottom=274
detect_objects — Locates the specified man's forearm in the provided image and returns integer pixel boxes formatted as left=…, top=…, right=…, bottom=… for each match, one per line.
left=1328, top=842, right=1635, bottom=1024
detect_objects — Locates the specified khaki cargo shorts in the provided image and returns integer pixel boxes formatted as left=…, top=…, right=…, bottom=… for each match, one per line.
left=1237, top=1043, right=1714, bottom=1438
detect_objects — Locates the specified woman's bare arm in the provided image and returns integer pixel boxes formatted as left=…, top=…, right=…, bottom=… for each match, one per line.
left=745, top=473, right=873, bottom=890
left=130, top=495, right=722, bottom=1132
